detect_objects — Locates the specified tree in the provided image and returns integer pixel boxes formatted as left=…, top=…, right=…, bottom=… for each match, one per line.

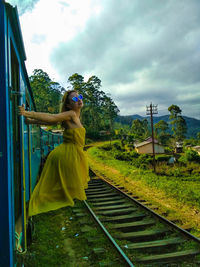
left=155, top=120, right=168, bottom=134
left=101, top=93, right=119, bottom=134
left=176, top=116, right=187, bottom=140
left=29, top=70, right=119, bottom=136
left=30, top=69, right=64, bottom=113
left=67, top=73, right=119, bottom=139
left=131, top=119, right=150, bottom=141
left=67, top=73, right=85, bottom=95
left=142, top=119, right=150, bottom=139
left=154, top=120, right=171, bottom=145
left=168, top=104, right=187, bottom=142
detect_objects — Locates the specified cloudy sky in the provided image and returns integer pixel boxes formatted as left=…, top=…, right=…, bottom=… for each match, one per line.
left=7, top=0, right=200, bottom=119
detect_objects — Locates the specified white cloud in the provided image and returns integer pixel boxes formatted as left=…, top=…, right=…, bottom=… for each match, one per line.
left=16, top=0, right=103, bottom=82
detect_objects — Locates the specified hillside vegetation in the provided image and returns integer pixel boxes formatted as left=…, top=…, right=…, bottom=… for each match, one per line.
left=116, top=114, right=200, bottom=138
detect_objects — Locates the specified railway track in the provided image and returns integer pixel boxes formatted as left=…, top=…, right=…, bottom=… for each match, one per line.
left=81, top=174, right=200, bottom=266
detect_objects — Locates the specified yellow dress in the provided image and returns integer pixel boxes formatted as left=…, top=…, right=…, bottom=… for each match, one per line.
left=28, top=127, right=90, bottom=217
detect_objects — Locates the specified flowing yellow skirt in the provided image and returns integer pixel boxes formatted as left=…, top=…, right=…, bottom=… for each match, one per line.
left=28, top=142, right=90, bottom=217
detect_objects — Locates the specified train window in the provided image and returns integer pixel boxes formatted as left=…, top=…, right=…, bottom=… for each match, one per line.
left=10, top=41, right=19, bottom=90
left=28, top=101, right=41, bottom=151
left=31, top=125, right=41, bottom=151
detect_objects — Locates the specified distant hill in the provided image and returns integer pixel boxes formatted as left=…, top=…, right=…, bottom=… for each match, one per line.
left=115, top=114, right=200, bottom=138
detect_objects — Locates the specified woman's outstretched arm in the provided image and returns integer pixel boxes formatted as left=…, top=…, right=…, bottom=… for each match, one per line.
left=18, top=105, right=76, bottom=124
left=25, top=118, right=57, bottom=125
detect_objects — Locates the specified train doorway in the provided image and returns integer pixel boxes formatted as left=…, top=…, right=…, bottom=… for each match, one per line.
left=10, top=41, right=22, bottom=224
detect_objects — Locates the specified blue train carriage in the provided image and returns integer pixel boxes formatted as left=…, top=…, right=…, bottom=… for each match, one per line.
left=0, top=2, right=62, bottom=266
left=0, top=1, right=38, bottom=265
left=40, top=128, right=63, bottom=174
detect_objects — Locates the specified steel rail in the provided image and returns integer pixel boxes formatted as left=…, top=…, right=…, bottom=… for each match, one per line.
left=96, top=173, right=200, bottom=244
left=83, top=200, right=135, bottom=267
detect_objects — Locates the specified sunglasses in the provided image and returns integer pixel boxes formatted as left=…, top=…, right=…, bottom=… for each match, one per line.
left=72, top=94, right=83, bottom=102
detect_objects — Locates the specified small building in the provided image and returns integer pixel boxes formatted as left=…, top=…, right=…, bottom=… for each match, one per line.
left=175, top=142, right=183, bottom=153
left=134, top=137, right=165, bottom=154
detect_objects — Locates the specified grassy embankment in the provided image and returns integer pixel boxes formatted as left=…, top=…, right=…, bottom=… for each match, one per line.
left=87, top=141, right=200, bottom=237
left=18, top=201, right=125, bottom=267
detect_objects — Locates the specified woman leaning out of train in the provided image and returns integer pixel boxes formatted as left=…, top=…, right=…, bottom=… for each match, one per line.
left=16, top=90, right=90, bottom=252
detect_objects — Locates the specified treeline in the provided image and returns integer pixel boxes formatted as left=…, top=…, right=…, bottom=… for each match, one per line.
left=117, top=105, right=191, bottom=148
left=30, top=69, right=119, bottom=139
left=30, top=69, right=65, bottom=114
left=156, top=104, right=187, bottom=145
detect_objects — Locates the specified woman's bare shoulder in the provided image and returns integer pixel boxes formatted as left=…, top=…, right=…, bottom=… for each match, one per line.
left=62, top=110, right=76, bottom=118
left=54, top=110, right=76, bottom=122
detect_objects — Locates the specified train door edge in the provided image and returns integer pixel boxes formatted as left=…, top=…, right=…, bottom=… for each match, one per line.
left=19, top=72, right=27, bottom=252
left=0, top=4, right=14, bottom=266
left=8, top=34, right=27, bottom=254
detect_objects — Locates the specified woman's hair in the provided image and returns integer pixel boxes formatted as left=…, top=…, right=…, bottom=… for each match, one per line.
left=60, top=90, right=77, bottom=112
left=60, top=90, right=77, bottom=128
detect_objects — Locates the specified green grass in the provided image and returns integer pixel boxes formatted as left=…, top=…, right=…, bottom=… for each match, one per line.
left=87, top=144, right=200, bottom=210
left=18, top=201, right=126, bottom=267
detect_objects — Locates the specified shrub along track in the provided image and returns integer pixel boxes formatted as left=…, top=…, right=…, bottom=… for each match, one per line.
left=79, top=172, right=200, bottom=266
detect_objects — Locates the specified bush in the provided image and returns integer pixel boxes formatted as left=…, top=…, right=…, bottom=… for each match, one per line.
left=184, top=163, right=200, bottom=176
left=139, top=154, right=153, bottom=165
left=192, top=168, right=200, bottom=176
left=155, top=155, right=172, bottom=162
left=100, top=144, right=112, bottom=151
left=112, top=141, right=124, bottom=151
left=129, top=150, right=140, bottom=158
left=131, top=154, right=153, bottom=169
left=164, top=147, right=174, bottom=153
left=179, top=150, right=200, bottom=164
left=112, top=149, right=141, bottom=162
left=113, top=151, right=130, bottom=161
left=126, top=143, right=135, bottom=150
left=168, top=167, right=182, bottom=177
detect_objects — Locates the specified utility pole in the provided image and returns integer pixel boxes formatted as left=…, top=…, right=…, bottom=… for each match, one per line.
left=146, top=103, right=158, bottom=172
